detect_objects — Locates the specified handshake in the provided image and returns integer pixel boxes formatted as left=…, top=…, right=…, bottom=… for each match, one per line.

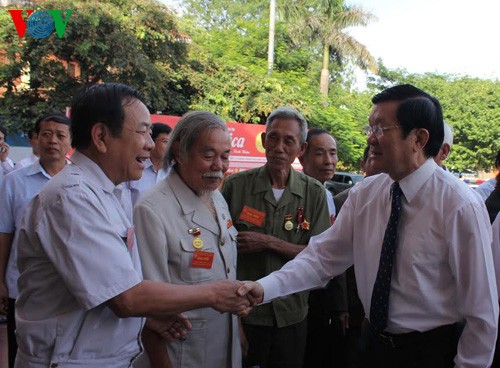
left=210, top=279, right=265, bottom=317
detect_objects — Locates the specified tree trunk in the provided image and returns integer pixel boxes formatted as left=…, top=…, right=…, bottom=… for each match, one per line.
left=267, top=0, right=276, bottom=75
left=320, top=43, right=329, bottom=97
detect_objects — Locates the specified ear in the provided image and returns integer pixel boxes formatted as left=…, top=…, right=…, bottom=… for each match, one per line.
left=440, top=143, right=451, bottom=160
left=413, top=128, right=429, bottom=152
left=260, top=132, right=266, bottom=146
left=90, top=123, right=109, bottom=154
left=172, top=141, right=184, bottom=165
left=297, top=141, right=307, bottom=157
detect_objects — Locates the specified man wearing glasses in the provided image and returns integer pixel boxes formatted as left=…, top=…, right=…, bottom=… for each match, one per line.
left=126, top=122, right=172, bottom=205
left=239, top=84, right=497, bottom=368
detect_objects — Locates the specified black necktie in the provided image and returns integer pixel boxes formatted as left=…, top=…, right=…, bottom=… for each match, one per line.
left=369, top=181, right=403, bottom=333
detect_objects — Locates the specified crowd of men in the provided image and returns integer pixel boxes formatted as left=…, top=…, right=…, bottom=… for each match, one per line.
left=0, top=82, right=499, bottom=368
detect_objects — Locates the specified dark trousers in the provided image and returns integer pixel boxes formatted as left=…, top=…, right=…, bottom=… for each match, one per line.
left=242, top=319, right=307, bottom=368
left=7, top=298, right=16, bottom=368
left=360, top=323, right=459, bottom=368
left=303, top=314, right=347, bottom=368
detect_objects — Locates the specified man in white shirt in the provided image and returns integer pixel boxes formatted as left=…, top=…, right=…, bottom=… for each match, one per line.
left=239, top=84, right=498, bottom=368
left=13, top=128, right=40, bottom=171
left=476, top=149, right=500, bottom=201
left=127, top=122, right=172, bottom=205
left=0, top=125, right=14, bottom=178
left=0, top=113, right=71, bottom=368
left=13, top=83, right=251, bottom=368
left=433, top=121, right=453, bottom=169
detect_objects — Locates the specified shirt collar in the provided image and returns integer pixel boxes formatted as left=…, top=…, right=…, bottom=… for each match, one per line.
left=70, top=150, right=117, bottom=193
left=399, top=158, right=437, bottom=203
left=253, top=165, right=305, bottom=197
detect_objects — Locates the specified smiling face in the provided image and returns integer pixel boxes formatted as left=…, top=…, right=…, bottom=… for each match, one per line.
left=101, top=98, right=154, bottom=185
left=300, top=133, right=338, bottom=183
left=38, top=120, right=71, bottom=165
left=176, top=128, right=231, bottom=195
left=263, top=118, right=306, bottom=173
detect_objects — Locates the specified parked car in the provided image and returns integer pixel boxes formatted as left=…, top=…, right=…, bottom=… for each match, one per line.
left=325, top=172, right=364, bottom=195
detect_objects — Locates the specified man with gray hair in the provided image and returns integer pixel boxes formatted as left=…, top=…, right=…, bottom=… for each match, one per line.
left=434, top=121, right=453, bottom=169
left=134, top=111, right=242, bottom=368
left=221, top=106, right=331, bottom=368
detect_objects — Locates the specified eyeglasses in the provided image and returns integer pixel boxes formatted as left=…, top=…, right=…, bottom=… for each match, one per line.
left=363, top=125, right=399, bottom=138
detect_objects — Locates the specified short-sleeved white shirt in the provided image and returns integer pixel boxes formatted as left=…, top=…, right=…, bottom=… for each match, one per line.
left=0, top=161, right=53, bottom=298
left=126, top=159, right=169, bottom=205
left=14, top=151, right=144, bottom=368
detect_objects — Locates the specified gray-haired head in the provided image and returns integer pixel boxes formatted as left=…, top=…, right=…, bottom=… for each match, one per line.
left=442, top=121, right=454, bottom=147
left=266, top=106, right=308, bottom=144
left=164, top=111, right=228, bottom=168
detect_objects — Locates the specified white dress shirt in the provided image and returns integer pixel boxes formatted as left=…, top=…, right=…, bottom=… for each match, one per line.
left=13, top=153, right=38, bottom=171
left=476, top=178, right=497, bottom=201
left=14, top=151, right=144, bottom=368
left=325, top=187, right=336, bottom=219
left=0, top=161, right=53, bottom=298
left=259, top=158, right=498, bottom=368
left=1, top=158, right=14, bottom=176
left=126, top=159, right=169, bottom=205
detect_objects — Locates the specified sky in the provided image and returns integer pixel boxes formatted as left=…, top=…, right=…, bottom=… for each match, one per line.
left=346, top=0, right=500, bottom=80
left=163, top=0, right=500, bottom=81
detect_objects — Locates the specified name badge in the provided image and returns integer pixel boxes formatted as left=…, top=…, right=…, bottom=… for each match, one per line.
left=239, top=205, right=266, bottom=227
left=191, top=250, right=215, bottom=269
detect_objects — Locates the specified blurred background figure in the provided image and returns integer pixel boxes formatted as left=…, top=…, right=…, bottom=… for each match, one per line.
left=127, top=122, right=172, bottom=205
left=13, top=128, right=39, bottom=171
left=477, top=149, right=500, bottom=201
left=0, top=126, right=14, bottom=180
left=433, top=122, right=453, bottom=170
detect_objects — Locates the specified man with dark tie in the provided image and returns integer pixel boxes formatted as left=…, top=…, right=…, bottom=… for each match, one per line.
left=238, top=84, right=498, bottom=368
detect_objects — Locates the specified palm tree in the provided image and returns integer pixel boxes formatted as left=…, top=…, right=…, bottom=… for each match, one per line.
left=280, top=0, right=377, bottom=96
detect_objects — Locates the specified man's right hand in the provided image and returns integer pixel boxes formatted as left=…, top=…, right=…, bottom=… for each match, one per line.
left=210, top=280, right=253, bottom=316
left=237, top=281, right=264, bottom=306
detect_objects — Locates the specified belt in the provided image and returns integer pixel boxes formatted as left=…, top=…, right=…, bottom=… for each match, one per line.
left=377, top=323, right=458, bottom=349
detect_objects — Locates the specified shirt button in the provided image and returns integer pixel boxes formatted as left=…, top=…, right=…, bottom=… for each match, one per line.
left=221, top=238, right=225, bottom=246
left=227, top=268, right=230, bottom=274
left=50, top=364, right=59, bottom=368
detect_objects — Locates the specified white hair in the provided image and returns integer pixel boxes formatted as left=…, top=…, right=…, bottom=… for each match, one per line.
left=443, top=122, right=454, bottom=147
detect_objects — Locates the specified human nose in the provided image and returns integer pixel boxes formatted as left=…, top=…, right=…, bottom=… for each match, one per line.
left=145, top=132, right=154, bottom=151
left=211, top=156, right=224, bottom=171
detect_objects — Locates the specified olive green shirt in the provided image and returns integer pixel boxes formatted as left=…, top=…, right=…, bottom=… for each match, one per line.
left=221, top=165, right=331, bottom=327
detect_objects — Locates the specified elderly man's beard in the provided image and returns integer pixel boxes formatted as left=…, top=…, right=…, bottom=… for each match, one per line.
left=198, top=171, right=224, bottom=218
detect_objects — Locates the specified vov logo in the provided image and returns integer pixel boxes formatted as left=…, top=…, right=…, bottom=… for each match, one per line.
left=8, top=10, right=73, bottom=39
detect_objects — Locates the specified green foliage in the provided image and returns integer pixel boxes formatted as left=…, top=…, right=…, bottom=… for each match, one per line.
left=0, top=0, right=498, bottom=172
left=0, top=0, right=192, bottom=131
left=368, top=64, right=500, bottom=171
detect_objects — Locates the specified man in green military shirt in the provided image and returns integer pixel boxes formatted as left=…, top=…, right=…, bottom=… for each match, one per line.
left=221, top=106, right=331, bottom=368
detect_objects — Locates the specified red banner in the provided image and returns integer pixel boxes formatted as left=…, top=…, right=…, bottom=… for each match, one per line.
left=151, top=115, right=301, bottom=174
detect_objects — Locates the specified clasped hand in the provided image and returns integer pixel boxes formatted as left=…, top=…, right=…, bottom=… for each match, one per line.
left=211, top=280, right=265, bottom=316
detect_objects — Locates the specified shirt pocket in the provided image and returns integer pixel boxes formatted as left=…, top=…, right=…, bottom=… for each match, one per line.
left=179, top=236, right=215, bottom=283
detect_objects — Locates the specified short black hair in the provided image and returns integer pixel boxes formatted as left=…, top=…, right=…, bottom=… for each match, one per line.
left=303, top=128, right=334, bottom=156
left=71, top=83, right=144, bottom=150
left=372, top=84, right=444, bottom=158
left=0, top=126, right=7, bottom=137
left=35, top=113, right=70, bottom=134
left=151, top=122, right=172, bottom=140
